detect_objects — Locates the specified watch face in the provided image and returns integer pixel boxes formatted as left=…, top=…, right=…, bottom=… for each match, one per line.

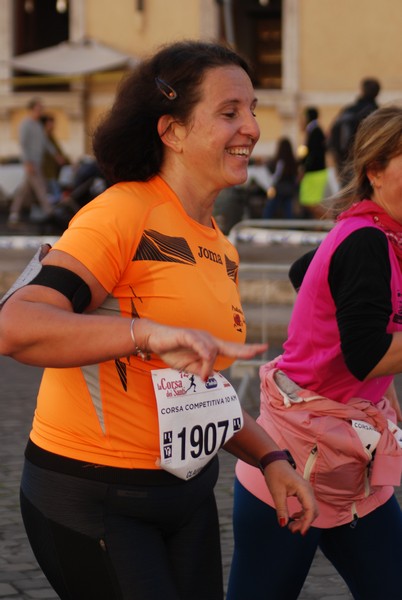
left=284, top=449, right=297, bottom=469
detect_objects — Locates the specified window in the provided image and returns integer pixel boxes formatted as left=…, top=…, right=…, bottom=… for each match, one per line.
left=13, top=0, right=69, bottom=91
left=218, top=0, right=283, bottom=90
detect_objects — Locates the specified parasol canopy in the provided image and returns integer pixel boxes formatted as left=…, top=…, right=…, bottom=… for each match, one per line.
left=10, top=39, right=136, bottom=76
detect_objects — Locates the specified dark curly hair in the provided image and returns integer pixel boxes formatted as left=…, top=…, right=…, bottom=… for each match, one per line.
left=92, top=40, right=252, bottom=184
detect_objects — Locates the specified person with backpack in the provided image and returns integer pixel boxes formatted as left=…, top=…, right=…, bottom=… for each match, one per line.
left=328, top=77, right=381, bottom=186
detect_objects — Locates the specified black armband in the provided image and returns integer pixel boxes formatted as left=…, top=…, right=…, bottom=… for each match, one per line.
left=28, top=266, right=91, bottom=313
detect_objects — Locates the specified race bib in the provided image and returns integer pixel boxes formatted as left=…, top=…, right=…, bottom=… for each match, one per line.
left=351, top=418, right=402, bottom=456
left=151, top=369, right=243, bottom=480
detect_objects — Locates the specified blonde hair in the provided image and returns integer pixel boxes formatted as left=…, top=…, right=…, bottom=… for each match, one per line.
left=331, top=105, right=402, bottom=217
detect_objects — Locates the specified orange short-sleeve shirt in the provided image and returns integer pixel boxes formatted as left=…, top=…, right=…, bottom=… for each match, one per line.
left=31, top=176, right=247, bottom=468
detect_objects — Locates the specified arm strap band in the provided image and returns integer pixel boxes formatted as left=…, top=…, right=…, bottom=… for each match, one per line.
left=28, top=265, right=91, bottom=313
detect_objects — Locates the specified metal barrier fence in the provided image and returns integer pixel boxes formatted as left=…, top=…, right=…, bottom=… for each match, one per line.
left=231, top=262, right=291, bottom=408
left=228, top=217, right=333, bottom=245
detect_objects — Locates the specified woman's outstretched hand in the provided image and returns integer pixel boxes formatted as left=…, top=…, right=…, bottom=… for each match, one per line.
left=135, top=319, right=267, bottom=381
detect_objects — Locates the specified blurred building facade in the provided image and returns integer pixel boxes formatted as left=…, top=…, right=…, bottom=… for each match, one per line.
left=0, top=0, right=401, bottom=163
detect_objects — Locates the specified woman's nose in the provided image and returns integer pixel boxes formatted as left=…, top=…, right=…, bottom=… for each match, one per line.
left=241, top=112, right=260, bottom=142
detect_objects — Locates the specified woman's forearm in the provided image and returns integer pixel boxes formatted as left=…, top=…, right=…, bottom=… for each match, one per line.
left=223, top=410, right=280, bottom=466
left=0, top=299, right=135, bottom=367
left=0, top=292, right=269, bottom=378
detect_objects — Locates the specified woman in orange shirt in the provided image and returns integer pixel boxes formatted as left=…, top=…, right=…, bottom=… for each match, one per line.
left=0, top=40, right=316, bottom=600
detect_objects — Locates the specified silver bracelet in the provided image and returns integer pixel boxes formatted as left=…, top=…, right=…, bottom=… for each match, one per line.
left=130, top=318, right=151, bottom=361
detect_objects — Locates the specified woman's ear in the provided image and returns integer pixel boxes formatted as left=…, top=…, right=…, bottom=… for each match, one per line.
left=367, top=165, right=382, bottom=189
left=157, top=115, right=185, bottom=152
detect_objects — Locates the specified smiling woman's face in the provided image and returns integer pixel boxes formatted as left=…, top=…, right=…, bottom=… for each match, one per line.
left=177, top=65, right=260, bottom=193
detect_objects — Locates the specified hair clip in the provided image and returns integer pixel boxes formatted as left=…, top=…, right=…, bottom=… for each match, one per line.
left=155, top=77, right=177, bottom=100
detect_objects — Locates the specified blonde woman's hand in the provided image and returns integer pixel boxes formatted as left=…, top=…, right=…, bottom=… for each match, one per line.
left=262, top=460, right=318, bottom=535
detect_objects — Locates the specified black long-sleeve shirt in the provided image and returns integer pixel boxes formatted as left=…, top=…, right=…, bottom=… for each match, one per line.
left=289, top=227, right=393, bottom=380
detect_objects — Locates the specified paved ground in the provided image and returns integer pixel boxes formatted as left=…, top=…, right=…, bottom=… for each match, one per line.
left=0, top=354, right=356, bottom=600
left=0, top=216, right=401, bottom=599
left=2, top=356, right=401, bottom=599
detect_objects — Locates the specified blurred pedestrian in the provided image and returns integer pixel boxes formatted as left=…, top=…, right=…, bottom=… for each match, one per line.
left=328, top=77, right=381, bottom=186
left=263, top=137, right=298, bottom=219
left=298, top=106, right=328, bottom=219
left=8, top=98, right=65, bottom=227
left=40, top=113, right=69, bottom=204
left=67, top=157, right=107, bottom=209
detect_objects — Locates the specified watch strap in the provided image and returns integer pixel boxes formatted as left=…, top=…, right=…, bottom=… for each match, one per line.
left=258, top=449, right=296, bottom=473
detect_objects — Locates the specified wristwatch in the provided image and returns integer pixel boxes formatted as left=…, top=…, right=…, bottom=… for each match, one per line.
left=258, top=449, right=296, bottom=473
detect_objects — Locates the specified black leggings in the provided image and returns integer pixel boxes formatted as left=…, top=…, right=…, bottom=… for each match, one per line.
left=20, top=457, right=222, bottom=600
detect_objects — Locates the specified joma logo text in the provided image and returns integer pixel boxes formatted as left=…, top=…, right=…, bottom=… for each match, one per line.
left=197, top=246, right=223, bottom=264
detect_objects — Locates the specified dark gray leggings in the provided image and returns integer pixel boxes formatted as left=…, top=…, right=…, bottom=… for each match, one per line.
left=20, top=457, right=223, bottom=600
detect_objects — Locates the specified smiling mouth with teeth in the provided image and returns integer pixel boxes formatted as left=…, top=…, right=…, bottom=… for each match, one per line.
left=227, top=147, right=250, bottom=156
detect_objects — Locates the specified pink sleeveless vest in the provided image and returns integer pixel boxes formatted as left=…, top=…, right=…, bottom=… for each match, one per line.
left=278, top=216, right=402, bottom=404
left=236, top=216, right=402, bottom=527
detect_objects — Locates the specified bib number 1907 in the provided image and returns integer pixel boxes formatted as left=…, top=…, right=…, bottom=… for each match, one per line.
left=177, top=419, right=230, bottom=460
